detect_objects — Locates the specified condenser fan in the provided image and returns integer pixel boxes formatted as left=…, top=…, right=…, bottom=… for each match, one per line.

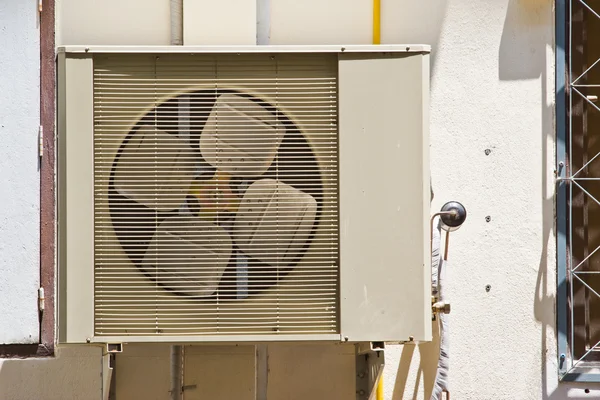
left=109, top=91, right=323, bottom=299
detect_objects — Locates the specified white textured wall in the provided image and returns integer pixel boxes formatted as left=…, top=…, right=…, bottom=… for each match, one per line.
left=4, top=0, right=598, bottom=398
left=0, top=0, right=40, bottom=343
left=387, top=0, right=559, bottom=397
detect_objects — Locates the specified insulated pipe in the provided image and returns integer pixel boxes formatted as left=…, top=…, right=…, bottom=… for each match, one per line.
left=431, top=202, right=465, bottom=400
left=430, top=219, right=448, bottom=400
left=170, top=345, right=183, bottom=400
left=170, top=0, right=183, bottom=45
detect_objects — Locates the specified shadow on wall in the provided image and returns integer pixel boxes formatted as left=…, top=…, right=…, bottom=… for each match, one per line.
left=392, top=327, right=441, bottom=399
left=499, top=0, right=551, bottom=80
left=0, top=346, right=103, bottom=400
left=502, top=0, right=599, bottom=398
left=382, top=0, right=448, bottom=74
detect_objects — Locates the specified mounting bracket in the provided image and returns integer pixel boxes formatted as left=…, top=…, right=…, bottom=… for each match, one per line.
left=355, top=342, right=385, bottom=400
left=101, top=350, right=116, bottom=400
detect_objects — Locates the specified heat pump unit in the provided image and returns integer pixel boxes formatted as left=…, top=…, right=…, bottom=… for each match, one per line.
left=57, top=45, right=431, bottom=344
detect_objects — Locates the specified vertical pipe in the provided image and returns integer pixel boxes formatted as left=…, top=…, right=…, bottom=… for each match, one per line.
left=373, top=6, right=383, bottom=397
left=255, top=3, right=270, bottom=397
left=376, top=376, right=384, bottom=399
left=372, top=3, right=383, bottom=396
left=256, top=0, right=271, bottom=45
left=255, top=344, right=268, bottom=400
left=372, top=0, right=381, bottom=44
left=170, top=0, right=183, bottom=45
left=170, top=345, right=183, bottom=400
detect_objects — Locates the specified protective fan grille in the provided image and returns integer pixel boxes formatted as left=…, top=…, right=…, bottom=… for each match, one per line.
left=93, top=53, right=339, bottom=337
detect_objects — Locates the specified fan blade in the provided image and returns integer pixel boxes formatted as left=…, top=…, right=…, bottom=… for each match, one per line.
left=199, top=94, right=284, bottom=177
left=143, top=215, right=233, bottom=297
left=233, top=179, right=317, bottom=267
left=113, top=125, right=197, bottom=211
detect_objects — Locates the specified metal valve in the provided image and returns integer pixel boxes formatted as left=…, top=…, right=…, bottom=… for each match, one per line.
left=432, top=301, right=451, bottom=314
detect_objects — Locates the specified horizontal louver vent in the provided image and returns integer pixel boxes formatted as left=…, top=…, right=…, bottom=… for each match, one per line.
left=93, top=53, right=339, bottom=337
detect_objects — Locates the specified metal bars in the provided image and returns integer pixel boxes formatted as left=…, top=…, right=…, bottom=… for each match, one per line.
left=558, top=0, right=600, bottom=378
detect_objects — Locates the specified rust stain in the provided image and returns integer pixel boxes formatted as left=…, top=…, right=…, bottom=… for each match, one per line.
left=513, top=0, right=552, bottom=26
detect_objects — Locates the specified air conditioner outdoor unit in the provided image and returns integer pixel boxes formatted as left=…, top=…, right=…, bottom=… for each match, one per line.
left=57, top=45, right=431, bottom=345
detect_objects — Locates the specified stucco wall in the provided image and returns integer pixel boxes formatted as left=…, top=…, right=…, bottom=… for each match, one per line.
left=3, top=0, right=600, bottom=398
left=0, top=0, right=41, bottom=344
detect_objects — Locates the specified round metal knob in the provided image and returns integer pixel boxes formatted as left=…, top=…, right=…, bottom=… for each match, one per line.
left=440, top=201, right=467, bottom=232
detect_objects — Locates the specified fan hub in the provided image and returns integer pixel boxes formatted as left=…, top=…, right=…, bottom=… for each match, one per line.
left=189, top=171, right=241, bottom=220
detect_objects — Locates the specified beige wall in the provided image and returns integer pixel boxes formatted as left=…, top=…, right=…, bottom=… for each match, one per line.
left=113, top=344, right=355, bottom=400
left=3, top=0, right=597, bottom=399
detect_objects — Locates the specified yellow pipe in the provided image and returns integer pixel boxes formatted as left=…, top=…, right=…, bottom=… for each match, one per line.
left=376, top=375, right=384, bottom=400
left=374, top=1, right=382, bottom=397
left=372, top=0, right=381, bottom=44
left=374, top=1, right=382, bottom=396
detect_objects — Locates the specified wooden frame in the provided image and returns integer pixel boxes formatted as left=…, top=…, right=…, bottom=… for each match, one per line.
left=0, top=0, right=56, bottom=358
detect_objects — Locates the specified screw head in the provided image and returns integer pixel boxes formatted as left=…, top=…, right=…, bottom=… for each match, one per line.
left=485, top=216, right=491, bottom=223
left=485, top=285, right=491, bottom=292
left=485, top=149, right=491, bottom=155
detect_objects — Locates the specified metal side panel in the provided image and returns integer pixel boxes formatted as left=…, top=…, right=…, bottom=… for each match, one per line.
left=338, top=53, right=431, bottom=342
left=58, top=53, right=95, bottom=343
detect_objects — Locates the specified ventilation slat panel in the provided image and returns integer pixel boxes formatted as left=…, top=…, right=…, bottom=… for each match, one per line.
left=93, top=53, right=339, bottom=338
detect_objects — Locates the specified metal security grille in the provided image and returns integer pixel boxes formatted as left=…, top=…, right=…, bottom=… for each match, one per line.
left=558, top=0, right=600, bottom=376
left=92, top=53, right=339, bottom=337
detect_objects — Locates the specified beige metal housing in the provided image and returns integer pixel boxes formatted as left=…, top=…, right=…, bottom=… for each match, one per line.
left=57, top=45, right=431, bottom=344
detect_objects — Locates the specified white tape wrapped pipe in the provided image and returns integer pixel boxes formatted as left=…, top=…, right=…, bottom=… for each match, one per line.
left=431, top=217, right=449, bottom=400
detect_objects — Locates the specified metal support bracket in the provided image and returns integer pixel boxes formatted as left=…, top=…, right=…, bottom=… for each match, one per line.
left=102, top=351, right=116, bottom=400
left=107, top=343, right=123, bottom=353
left=355, top=342, right=385, bottom=400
